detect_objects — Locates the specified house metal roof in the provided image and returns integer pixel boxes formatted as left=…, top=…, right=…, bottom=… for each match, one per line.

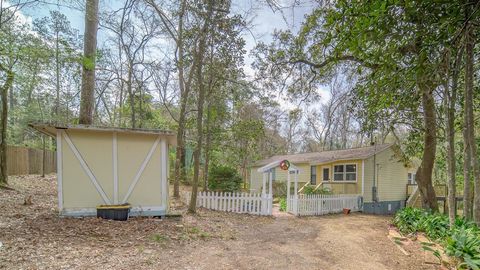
left=252, top=144, right=394, bottom=167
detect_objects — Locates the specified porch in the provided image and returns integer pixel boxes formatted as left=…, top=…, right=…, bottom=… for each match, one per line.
left=406, top=184, right=464, bottom=214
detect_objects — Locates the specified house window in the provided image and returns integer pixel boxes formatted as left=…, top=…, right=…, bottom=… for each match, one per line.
left=323, top=168, right=330, bottom=181
left=333, top=164, right=357, bottom=182
left=408, top=173, right=416, bottom=185
left=334, top=165, right=344, bottom=181
left=346, top=164, right=357, bottom=181
left=310, top=166, right=317, bottom=185
left=271, top=168, right=276, bottom=181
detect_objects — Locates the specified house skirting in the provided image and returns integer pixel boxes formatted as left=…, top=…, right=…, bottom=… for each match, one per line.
left=363, top=201, right=404, bottom=215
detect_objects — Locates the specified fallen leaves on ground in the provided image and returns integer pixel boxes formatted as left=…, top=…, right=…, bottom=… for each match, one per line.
left=0, top=175, right=271, bottom=269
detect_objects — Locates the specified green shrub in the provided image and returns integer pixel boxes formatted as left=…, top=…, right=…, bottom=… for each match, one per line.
left=317, top=187, right=333, bottom=195
left=452, top=218, right=479, bottom=233
left=303, top=185, right=332, bottom=195
left=279, top=197, right=287, bottom=212
left=393, top=207, right=426, bottom=234
left=394, top=207, right=480, bottom=269
left=446, top=228, right=480, bottom=270
left=420, top=213, right=450, bottom=240
left=207, top=165, right=242, bottom=192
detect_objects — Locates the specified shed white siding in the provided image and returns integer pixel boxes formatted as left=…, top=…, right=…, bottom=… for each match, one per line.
left=31, top=124, right=177, bottom=217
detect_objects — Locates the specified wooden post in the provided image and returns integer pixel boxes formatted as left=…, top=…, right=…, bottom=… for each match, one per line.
left=262, top=173, right=266, bottom=196
left=269, top=170, right=273, bottom=196
left=287, top=170, right=291, bottom=212
left=294, top=171, right=298, bottom=215
left=269, top=169, right=273, bottom=214
left=262, top=172, right=266, bottom=215
left=294, top=171, right=298, bottom=196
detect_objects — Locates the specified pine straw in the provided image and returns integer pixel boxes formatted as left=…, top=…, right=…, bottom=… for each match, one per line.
left=0, top=175, right=272, bottom=269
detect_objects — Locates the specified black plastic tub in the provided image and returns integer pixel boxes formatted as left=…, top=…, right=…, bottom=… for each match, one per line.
left=96, top=204, right=131, bottom=221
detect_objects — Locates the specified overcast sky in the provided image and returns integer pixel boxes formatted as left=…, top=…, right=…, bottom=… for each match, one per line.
left=21, top=0, right=326, bottom=109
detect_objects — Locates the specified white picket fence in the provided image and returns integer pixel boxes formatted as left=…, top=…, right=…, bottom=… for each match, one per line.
left=184, top=191, right=273, bottom=216
left=288, top=194, right=363, bottom=216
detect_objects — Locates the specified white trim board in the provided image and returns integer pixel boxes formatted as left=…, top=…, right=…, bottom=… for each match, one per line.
left=113, top=132, right=119, bottom=204
left=160, top=139, right=168, bottom=210
left=56, top=131, right=64, bottom=212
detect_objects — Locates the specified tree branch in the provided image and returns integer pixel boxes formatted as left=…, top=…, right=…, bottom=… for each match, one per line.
left=290, top=55, right=379, bottom=70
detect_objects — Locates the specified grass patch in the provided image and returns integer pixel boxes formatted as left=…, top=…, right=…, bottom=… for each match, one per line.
left=151, top=234, right=169, bottom=243
left=185, top=226, right=211, bottom=239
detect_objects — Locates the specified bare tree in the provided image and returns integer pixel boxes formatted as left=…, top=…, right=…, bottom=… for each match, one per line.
left=188, top=0, right=215, bottom=213
left=101, top=0, right=157, bottom=128
left=305, top=77, right=361, bottom=151
left=146, top=0, right=199, bottom=198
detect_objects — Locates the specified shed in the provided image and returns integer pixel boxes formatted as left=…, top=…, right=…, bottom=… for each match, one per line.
left=30, top=123, right=176, bottom=217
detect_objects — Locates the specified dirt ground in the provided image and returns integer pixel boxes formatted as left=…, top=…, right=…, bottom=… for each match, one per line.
left=0, top=175, right=436, bottom=270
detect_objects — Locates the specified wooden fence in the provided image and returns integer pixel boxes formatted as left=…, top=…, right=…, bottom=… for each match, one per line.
left=184, top=191, right=273, bottom=216
left=288, top=194, right=363, bottom=216
left=6, top=145, right=56, bottom=175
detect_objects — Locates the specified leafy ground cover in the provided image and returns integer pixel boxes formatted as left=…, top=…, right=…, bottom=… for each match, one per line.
left=394, top=207, right=480, bottom=269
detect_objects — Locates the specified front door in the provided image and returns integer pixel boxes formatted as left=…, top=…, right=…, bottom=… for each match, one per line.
left=322, top=167, right=330, bottom=182
left=310, top=166, right=317, bottom=185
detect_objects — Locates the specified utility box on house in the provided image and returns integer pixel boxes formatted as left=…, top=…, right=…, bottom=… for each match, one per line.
left=30, top=123, right=176, bottom=217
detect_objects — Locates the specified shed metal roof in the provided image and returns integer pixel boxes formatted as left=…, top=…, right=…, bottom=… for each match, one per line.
left=29, top=123, right=177, bottom=145
left=252, top=144, right=393, bottom=167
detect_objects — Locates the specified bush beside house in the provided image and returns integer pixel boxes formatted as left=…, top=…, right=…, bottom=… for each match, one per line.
left=208, top=165, right=242, bottom=192
left=393, top=207, right=480, bottom=269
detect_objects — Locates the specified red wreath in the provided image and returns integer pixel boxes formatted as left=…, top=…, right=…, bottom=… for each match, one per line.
left=280, top=160, right=290, bottom=170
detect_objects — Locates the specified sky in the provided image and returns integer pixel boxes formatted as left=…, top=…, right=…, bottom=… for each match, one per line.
left=19, top=0, right=328, bottom=109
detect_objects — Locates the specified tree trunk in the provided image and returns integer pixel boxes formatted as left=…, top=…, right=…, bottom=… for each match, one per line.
left=138, top=85, right=143, bottom=128
left=8, top=76, right=14, bottom=127
left=0, top=68, right=14, bottom=186
left=188, top=0, right=214, bottom=213
left=117, top=38, right=124, bottom=127
left=464, top=125, right=473, bottom=219
left=42, top=136, right=46, bottom=178
left=127, top=66, right=136, bottom=128
left=172, top=0, right=188, bottom=199
left=203, top=101, right=212, bottom=192
left=55, top=28, right=60, bottom=120
left=465, top=16, right=480, bottom=224
left=242, top=158, right=248, bottom=189
left=445, top=52, right=457, bottom=225
left=79, top=0, right=99, bottom=125
left=416, top=83, right=438, bottom=211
